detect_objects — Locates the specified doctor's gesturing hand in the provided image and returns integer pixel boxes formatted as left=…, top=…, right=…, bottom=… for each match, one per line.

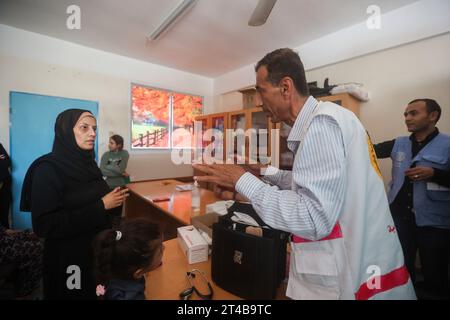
left=193, top=164, right=246, bottom=189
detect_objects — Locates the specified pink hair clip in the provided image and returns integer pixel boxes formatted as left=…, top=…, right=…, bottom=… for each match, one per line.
left=96, top=284, right=105, bottom=297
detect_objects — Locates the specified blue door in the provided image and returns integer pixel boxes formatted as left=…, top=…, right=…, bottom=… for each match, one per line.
left=10, top=92, right=98, bottom=229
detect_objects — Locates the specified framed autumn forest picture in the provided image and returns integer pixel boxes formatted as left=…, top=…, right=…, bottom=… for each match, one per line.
left=130, top=83, right=203, bottom=149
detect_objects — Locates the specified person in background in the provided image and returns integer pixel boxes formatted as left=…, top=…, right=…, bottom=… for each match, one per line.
left=20, top=109, right=129, bottom=299
left=374, top=99, right=450, bottom=299
left=100, top=134, right=130, bottom=190
left=0, top=143, right=12, bottom=228
left=93, top=217, right=164, bottom=300
left=194, top=48, right=416, bottom=300
left=100, top=134, right=130, bottom=227
left=0, top=224, right=43, bottom=299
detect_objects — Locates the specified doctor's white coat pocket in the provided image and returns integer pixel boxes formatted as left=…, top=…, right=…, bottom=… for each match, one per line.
left=287, top=249, right=341, bottom=300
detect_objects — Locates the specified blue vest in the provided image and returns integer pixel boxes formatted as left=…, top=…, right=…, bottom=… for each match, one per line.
left=387, top=133, right=450, bottom=228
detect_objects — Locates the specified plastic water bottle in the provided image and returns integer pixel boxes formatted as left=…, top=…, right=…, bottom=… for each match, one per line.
left=191, top=180, right=200, bottom=214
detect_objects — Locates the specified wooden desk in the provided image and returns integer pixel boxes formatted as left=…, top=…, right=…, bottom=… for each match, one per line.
left=145, top=238, right=287, bottom=300
left=125, top=179, right=220, bottom=240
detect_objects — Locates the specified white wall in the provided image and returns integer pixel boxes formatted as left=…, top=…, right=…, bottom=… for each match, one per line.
left=0, top=25, right=214, bottom=181
left=212, top=91, right=243, bottom=114
left=212, top=0, right=450, bottom=186
left=213, top=0, right=450, bottom=97
left=307, top=33, right=450, bottom=185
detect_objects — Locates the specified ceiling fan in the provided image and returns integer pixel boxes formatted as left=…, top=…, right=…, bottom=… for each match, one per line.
left=148, top=0, right=277, bottom=42
left=248, top=0, right=278, bottom=26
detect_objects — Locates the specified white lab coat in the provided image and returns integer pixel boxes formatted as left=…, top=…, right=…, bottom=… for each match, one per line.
left=286, top=102, right=416, bottom=300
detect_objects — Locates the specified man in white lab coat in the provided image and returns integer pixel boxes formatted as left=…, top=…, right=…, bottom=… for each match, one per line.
left=194, top=48, right=416, bottom=300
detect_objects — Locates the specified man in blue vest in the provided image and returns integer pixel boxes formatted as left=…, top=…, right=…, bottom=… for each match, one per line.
left=374, top=99, right=450, bottom=299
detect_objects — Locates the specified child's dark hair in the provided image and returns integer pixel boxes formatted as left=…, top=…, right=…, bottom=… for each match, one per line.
left=93, top=218, right=161, bottom=284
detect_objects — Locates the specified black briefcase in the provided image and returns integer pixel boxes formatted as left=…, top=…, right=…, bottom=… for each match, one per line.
left=211, top=202, right=289, bottom=300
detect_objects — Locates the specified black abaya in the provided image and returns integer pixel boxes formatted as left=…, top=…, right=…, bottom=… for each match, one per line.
left=20, top=109, right=120, bottom=299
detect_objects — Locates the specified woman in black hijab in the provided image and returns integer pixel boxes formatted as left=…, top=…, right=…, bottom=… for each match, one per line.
left=21, top=109, right=128, bottom=300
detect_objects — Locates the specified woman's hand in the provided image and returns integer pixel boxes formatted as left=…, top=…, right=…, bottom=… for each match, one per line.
left=102, top=187, right=129, bottom=210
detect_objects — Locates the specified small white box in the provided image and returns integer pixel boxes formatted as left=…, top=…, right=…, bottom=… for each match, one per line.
left=177, top=226, right=208, bottom=264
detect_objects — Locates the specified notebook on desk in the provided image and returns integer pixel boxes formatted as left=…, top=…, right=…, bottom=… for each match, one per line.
left=175, top=184, right=194, bottom=192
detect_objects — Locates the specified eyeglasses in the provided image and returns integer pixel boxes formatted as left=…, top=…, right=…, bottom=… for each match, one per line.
left=179, top=269, right=213, bottom=300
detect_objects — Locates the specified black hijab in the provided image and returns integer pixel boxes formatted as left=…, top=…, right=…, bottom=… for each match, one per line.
left=0, top=143, right=11, bottom=183
left=21, top=109, right=103, bottom=211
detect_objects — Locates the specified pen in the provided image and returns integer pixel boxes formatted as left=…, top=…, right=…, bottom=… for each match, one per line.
left=152, top=197, right=170, bottom=202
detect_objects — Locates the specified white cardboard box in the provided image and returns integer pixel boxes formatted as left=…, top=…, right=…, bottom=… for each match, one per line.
left=177, top=226, right=208, bottom=264
left=191, top=212, right=219, bottom=239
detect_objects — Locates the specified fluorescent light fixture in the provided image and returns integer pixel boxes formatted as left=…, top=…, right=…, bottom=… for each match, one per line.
left=148, top=0, right=198, bottom=41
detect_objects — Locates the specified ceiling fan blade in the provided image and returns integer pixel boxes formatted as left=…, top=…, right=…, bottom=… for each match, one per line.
left=248, top=0, right=278, bottom=26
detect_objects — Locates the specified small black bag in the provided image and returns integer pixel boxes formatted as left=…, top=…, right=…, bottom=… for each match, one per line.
left=211, top=202, right=289, bottom=300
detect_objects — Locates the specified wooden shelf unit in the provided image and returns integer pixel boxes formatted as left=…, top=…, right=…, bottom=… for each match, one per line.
left=195, top=93, right=362, bottom=181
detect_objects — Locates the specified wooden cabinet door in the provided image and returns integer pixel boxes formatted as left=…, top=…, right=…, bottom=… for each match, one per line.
left=247, top=107, right=276, bottom=164
left=193, top=115, right=211, bottom=150
left=193, top=115, right=211, bottom=189
left=210, top=113, right=228, bottom=161
left=318, top=93, right=360, bottom=117
left=228, top=110, right=249, bottom=159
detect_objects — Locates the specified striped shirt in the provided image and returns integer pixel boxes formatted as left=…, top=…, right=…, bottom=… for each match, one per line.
left=235, top=96, right=346, bottom=240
